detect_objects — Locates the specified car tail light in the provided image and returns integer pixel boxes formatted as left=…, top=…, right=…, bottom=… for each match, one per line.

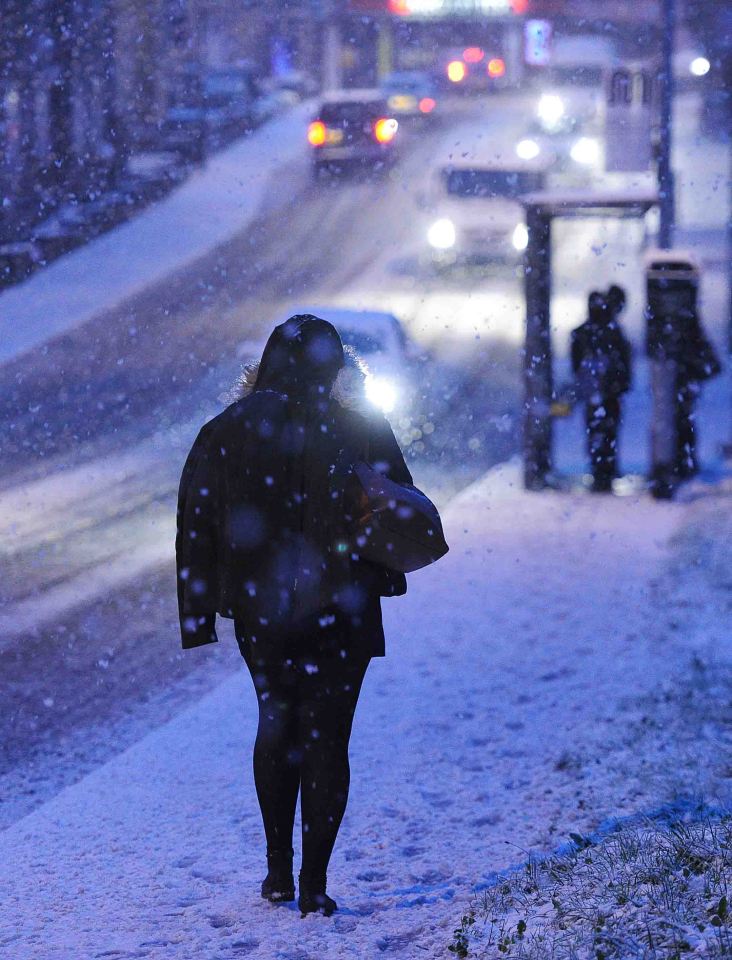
left=463, top=47, right=484, bottom=64
left=487, top=58, right=506, bottom=78
left=446, top=61, right=466, bottom=83
left=373, top=117, right=398, bottom=143
left=307, top=121, right=326, bottom=146
left=419, top=97, right=436, bottom=114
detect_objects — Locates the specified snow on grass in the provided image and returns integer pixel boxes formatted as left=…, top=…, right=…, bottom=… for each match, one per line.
left=449, top=812, right=732, bottom=959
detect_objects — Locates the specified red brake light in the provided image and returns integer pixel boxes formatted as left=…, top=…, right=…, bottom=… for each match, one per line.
left=373, top=117, right=398, bottom=144
left=419, top=97, right=436, bottom=114
left=463, top=47, right=484, bottom=64
left=307, top=120, right=326, bottom=147
left=487, top=58, right=506, bottom=78
left=447, top=61, right=466, bottom=83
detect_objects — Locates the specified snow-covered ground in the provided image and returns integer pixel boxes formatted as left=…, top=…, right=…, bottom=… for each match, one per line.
left=2, top=456, right=731, bottom=959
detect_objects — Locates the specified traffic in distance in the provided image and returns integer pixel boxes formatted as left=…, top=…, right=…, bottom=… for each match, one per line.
left=299, top=33, right=625, bottom=427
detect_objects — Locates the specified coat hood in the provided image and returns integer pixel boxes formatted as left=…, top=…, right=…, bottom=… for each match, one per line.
left=232, top=316, right=370, bottom=411
left=256, top=315, right=343, bottom=398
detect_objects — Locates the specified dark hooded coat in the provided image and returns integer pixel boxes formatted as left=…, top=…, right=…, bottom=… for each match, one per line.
left=176, top=316, right=412, bottom=662
left=571, top=303, right=632, bottom=402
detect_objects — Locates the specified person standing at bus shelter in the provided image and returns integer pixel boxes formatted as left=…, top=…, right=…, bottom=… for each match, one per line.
left=571, top=289, right=632, bottom=492
left=648, top=307, right=722, bottom=482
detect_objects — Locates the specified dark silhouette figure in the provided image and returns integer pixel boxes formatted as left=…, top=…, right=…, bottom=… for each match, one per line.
left=176, top=316, right=412, bottom=915
left=672, top=312, right=722, bottom=478
left=571, top=290, right=632, bottom=492
left=645, top=295, right=722, bottom=483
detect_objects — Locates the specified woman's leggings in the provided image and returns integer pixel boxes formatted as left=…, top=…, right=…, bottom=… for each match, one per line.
left=246, top=655, right=370, bottom=882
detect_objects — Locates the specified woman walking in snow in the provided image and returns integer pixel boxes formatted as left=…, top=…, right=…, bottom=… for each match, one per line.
left=176, top=315, right=413, bottom=916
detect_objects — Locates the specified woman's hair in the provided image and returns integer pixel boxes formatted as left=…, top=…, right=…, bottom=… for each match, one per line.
left=229, top=314, right=368, bottom=410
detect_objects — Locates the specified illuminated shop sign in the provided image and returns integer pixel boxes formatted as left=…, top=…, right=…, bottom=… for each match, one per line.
left=388, top=0, right=518, bottom=16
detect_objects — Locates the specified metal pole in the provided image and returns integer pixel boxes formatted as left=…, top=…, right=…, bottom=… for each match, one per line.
left=376, top=15, right=393, bottom=83
left=523, top=207, right=553, bottom=490
left=726, top=110, right=732, bottom=460
left=323, top=20, right=341, bottom=91
left=658, top=0, right=675, bottom=249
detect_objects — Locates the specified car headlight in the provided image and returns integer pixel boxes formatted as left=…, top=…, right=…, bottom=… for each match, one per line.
left=427, top=218, right=456, bottom=250
left=537, top=93, right=565, bottom=129
left=516, top=138, right=540, bottom=160
left=512, top=223, right=529, bottom=251
left=570, top=136, right=599, bottom=166
left=365, top=376, right=398, bottom=414
left=690, top=56, right=710, bottom=77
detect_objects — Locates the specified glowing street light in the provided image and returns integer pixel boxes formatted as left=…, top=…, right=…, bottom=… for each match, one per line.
left=690, top=56, right=710, bottom=77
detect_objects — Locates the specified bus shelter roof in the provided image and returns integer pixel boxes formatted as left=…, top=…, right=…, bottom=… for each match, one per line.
left=519, top=187, right=659, bottom=218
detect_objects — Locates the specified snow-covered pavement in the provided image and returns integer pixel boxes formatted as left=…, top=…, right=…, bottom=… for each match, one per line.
left=3, top=460, right=730, bottom=960
left=0, top=105, right=312, bottom=365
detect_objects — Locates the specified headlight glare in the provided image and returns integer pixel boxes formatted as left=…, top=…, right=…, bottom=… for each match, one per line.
left=516, top=138, right=540, bottom=160
left=570, top=136, right=599, bottom=165
left=365, top=376, right=398, bottom=413
left=512, top=223, right=529, bottom=251
left=427, top=218, right=456, bottom=250
left=537, top=93, right=565, bottom=129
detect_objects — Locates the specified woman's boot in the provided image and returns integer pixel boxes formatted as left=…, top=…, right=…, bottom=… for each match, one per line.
left=298, top=871, right=337, bottom=916
left=261, top=849, right=295, bottom=903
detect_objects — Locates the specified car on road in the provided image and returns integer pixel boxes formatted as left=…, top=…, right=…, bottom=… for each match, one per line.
left=532, top=35, right=617, bottom=138
left=307, top=91, right=399, bottom=177
left=439, top=46, right=510, bottom=94
left=421, top=146, right=550, bottom=265
left=513, top=127, right=603, bottom=175
left=380, top=71, right=439, bottom=122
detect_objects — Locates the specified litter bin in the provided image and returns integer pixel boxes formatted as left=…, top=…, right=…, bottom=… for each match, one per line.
left=644, top=250, right=700, bottom=499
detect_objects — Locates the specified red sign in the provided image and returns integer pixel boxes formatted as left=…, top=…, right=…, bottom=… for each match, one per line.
left=351, top=0, right=533, bottom=14
left=347, top=0, right=390, bottom=11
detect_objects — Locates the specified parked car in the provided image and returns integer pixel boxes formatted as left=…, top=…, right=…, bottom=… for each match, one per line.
left=421, top=139, right=551, bottom=265
left=380, top=71, right=440, bottom=121
left=262, top=70, right=318, bottom=106
left=307, top=91, right=399, bottom=177
left=160, top=64, right=267, bottom=160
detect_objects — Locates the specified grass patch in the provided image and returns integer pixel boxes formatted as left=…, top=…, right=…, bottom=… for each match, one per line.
left=450, top=816, right=732, bottom=958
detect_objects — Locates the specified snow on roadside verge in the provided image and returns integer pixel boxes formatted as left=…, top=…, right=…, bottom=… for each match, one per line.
left=0, top=105, right=311, bottom=365
left=1, top=461, right=731, bottom=960
left=448, top=476, right=732, bottom=958
left=449, top=807, right=732, bottom=959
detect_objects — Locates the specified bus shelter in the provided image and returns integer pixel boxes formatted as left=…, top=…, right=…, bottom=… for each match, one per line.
left=519, top=188, right=658, bottom=490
